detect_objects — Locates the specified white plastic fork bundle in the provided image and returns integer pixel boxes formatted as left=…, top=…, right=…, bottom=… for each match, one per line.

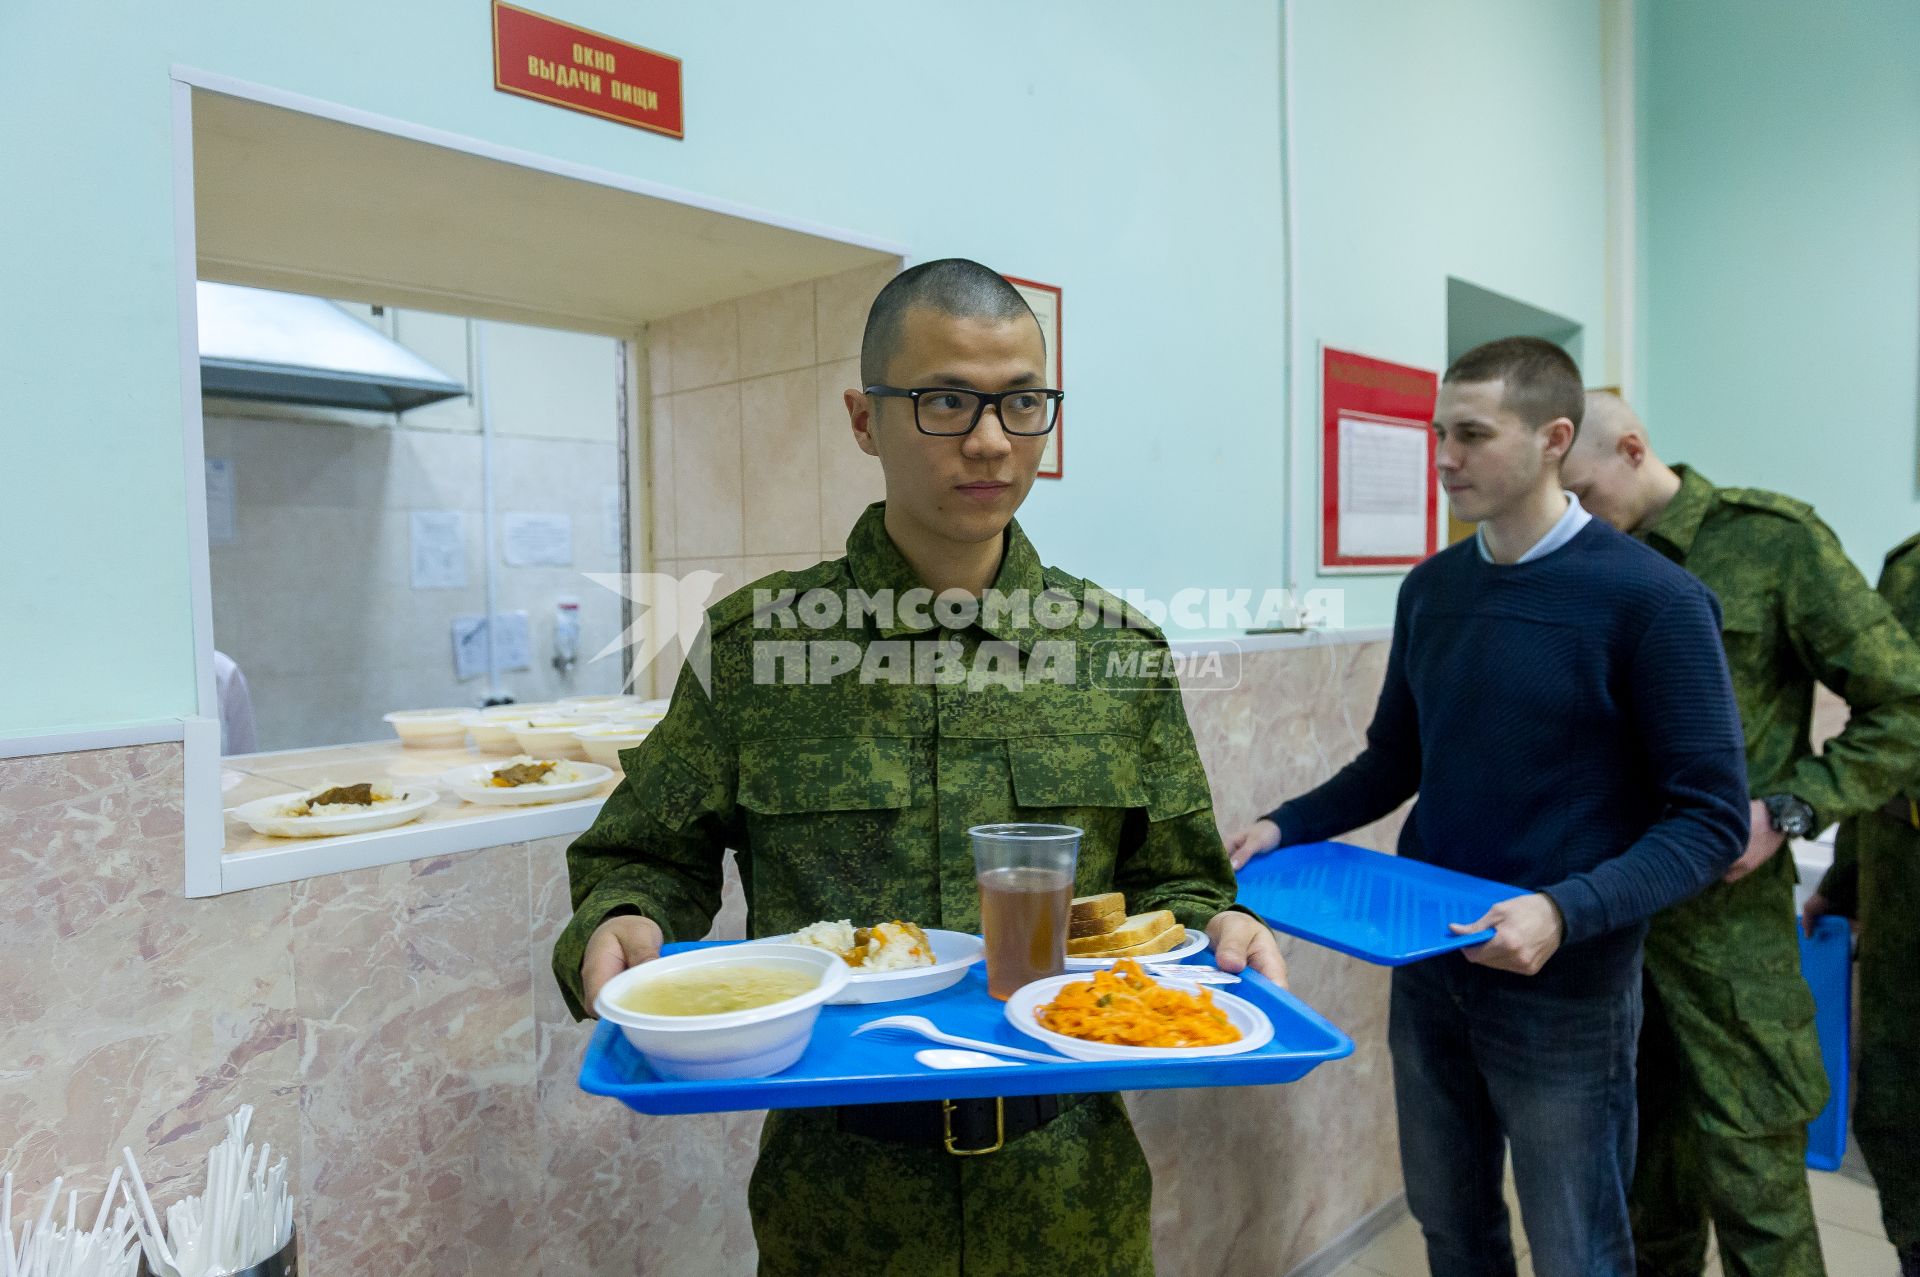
left=119, top=1106, right=293, bottom=1277
left=1, top=1168, right=143, bottom=1277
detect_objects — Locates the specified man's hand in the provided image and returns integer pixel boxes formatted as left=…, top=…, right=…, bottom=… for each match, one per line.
left=581, top=914, right=665, bottom=1015
left=1801, top=891, right=1857, bottom=938
left=1225, top=819, right=1282, bottom=870
left=1207, top=911, right=1288, bottom=987
left=1450, top=893, right=1565, bottom=976
left=1724, top=799, right=1788, bottom=884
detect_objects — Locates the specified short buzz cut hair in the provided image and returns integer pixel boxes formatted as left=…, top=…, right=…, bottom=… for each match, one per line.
left=859, top=258, right=1041, bottom=385
left=1443, top=336, right=1585, bottom=435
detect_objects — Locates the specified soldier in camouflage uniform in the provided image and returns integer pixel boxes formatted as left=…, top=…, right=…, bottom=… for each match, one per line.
left=552, top=258, right=1282, bottom=1277
left=1806, top=531, right=1920, bottom=1277
left=1563, top=394, right=1920, bottom=1277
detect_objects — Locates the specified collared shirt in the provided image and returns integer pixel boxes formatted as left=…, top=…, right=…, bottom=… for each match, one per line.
left=551, top=502, right=1237, bottom=1019
left=1641, top=465, right=1920, bottom=831
left=1475, top=491, right=1594, bottom=565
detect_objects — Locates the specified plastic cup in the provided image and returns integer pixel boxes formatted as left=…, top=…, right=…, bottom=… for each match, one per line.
left=971, top=823, right=1081, bottom=1000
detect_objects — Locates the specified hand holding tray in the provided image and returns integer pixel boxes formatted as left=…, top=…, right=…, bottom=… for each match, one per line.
left=1235, top=841, right=1528, bottom=966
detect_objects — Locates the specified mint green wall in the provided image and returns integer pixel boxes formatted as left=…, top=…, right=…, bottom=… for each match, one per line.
left=1641, top=0, right=1920, bottom=573
left=1285, top=0, right=1612, bottom=628
left=0, top=0, right=1617, bottom=734
left=0, top=0, right=1286, bottom=735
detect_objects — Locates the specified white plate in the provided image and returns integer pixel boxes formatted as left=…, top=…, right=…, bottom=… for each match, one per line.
left=227, top=787, right=438, bottom=838
left=754, top=929, right=985, bottom=1005
left=442, top=760, right=613, bottom=805
left=1003, top=969, right=1274, bottom=1062
left=1064, top=927, right=1209, bottom=970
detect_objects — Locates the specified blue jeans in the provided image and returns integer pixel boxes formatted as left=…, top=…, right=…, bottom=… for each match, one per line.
left=1389, top=954, right=1644, bottom=1277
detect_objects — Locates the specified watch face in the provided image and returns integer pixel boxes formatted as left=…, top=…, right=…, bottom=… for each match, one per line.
left=1769, top=796, right=1814, bottom=837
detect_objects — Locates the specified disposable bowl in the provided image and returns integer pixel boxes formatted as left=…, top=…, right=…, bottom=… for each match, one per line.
left=594, top=944, right=850, bottom=1081
left=572, top=722, right=653, bottom=769
left=559, top=694, right=646, bottom=713
left=510, top=717, right=594, bottom=758
left=382, top=708, right=471, bottom=749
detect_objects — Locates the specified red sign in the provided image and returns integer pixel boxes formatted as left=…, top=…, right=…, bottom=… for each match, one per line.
left=1320, top=347, right=1440, bottom=571
left=492, top=2, right=684, bottom=139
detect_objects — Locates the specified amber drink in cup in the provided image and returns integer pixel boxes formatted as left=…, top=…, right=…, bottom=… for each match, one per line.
left=971, top=823, right=1081, bottom=1000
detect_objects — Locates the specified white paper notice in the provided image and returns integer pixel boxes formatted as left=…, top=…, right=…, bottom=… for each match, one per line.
left=450, top=611, right=532, bottom=681
left=503, top=512, right=573, bottom=567
left=410, top=511, right=468, bottom=589
left=205, top=457, right=236, bottom=546
left=1337, top=416, right=1429, bottom=558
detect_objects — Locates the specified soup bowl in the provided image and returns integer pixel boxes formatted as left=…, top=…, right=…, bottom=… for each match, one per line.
left=593, top=944, right=850, bottom=1080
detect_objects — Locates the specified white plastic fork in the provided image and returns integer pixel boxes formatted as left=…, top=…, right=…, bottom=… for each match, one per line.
left=849, top=1015, right=1069, bottom=1064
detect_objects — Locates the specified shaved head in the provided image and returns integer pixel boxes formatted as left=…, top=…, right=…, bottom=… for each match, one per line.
left=1575, top=390, right=1649, bottom=457
left=1560, top=390, right=1677, bottom=532
left=860, top=258, right=1040, bottom=386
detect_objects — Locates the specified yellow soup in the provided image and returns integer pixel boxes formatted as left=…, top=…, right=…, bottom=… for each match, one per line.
left=617, top=965, right=818, bottom=1016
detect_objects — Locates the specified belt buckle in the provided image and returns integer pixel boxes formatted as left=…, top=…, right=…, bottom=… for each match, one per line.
left=942, top=1098, right=1004, bottom=1156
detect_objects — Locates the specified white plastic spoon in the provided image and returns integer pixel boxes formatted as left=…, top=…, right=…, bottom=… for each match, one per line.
left=850, top=1015, right=1068, bottom=1064
left=913, top=1049, right=1024, bottom=1070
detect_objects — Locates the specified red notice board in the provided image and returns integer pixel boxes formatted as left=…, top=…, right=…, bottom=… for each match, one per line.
left=1004, top=275, right=1063, bottom=480
left=1320, top=347, right=1439, bottom=572
left=493, top=2, right=684, bottom=139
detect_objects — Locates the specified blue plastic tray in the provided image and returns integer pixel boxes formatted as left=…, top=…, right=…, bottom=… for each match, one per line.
left=1236, top=841, right=1530, bottom=966
left=1800, top=915, right=1851, bottom=1172
left=579, top=941, right=1355, bottom=1115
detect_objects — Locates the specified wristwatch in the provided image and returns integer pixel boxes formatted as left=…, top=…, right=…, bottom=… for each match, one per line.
left=1762, top=793, right=1817, bottom=839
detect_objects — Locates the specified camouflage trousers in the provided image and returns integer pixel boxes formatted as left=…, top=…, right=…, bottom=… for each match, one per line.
left=1631, top=877, right=1830, bottom=1277
left=747, top=1092, right=1153, bottom=1276
left=1852, top=811, right=1920, bottom=1254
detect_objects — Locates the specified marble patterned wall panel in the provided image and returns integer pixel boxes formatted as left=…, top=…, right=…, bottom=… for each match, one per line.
left=0, top=743, right=300, bottom=1209
left=1141, top=640, right=1405, bottom=1273
left=289, top=844, right=540, bottom=1276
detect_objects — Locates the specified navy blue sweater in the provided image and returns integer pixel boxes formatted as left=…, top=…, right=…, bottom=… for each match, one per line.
left=1270, top=519, right=1749, bottom=993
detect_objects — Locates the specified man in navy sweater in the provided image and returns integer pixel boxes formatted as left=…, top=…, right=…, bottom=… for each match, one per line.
left=1229, top=338, right=1748, bottom=1277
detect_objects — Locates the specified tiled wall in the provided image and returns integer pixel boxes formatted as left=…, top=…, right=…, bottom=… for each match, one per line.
left=0, top=639, right=1405, bottom=1277
left=205, top=311, right=629, bottom=752
left=643, top=261, right=901, bottom=694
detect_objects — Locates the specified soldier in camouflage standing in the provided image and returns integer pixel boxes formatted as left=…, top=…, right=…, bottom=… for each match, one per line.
left=1562, top=393, right=1920, bottom=1277
left=551, top=258, right=1284, bottom=1277
left=1804, top=530, right=1920, bottom=1277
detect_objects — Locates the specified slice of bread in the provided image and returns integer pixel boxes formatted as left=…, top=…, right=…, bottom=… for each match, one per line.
left=1069, top=892, right=1126, bottom=938
left=1067, top=909, right=1177, bottom=956
left=1098, top=921, right=1188, bottom=959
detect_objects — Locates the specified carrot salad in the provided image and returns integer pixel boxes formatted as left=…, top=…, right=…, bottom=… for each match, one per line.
left=1036, top=958, right=1241, bottom=1048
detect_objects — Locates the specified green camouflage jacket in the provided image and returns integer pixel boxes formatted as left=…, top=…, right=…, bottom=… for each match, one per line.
left=1636, top=472, right=1920, bottom=1133
left=1826, top=530, right=1920, bottom=915
left=1644, top=468, right=1920, bottom=831
left=552, top=503, right=1237, bottom=1019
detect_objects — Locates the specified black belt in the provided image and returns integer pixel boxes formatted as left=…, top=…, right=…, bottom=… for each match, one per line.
left=1880, top=796, right=1920, bottom=829
left=833, top=1094, right=1073, bottom=1156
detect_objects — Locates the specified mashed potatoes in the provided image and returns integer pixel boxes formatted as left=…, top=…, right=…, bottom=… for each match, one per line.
left=791, top=919, right=935, bottom=971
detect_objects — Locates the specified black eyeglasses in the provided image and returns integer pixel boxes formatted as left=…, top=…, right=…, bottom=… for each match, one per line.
left=864, top=385, right=1064, bottom=437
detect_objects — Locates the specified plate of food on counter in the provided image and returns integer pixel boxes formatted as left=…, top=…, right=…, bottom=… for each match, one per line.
left=1005, top=957, right=1274, bottom=1062
left=1063, top=892, right=1209, bottom=969
left=227, top=781, right=439, bottom=838
left=442, top=756, right=614, bottom=806
left=755, top=919, right=985, bottom=1004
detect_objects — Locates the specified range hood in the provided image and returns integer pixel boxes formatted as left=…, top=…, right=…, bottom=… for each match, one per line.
left=196, top=282, right=467, bottom=413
